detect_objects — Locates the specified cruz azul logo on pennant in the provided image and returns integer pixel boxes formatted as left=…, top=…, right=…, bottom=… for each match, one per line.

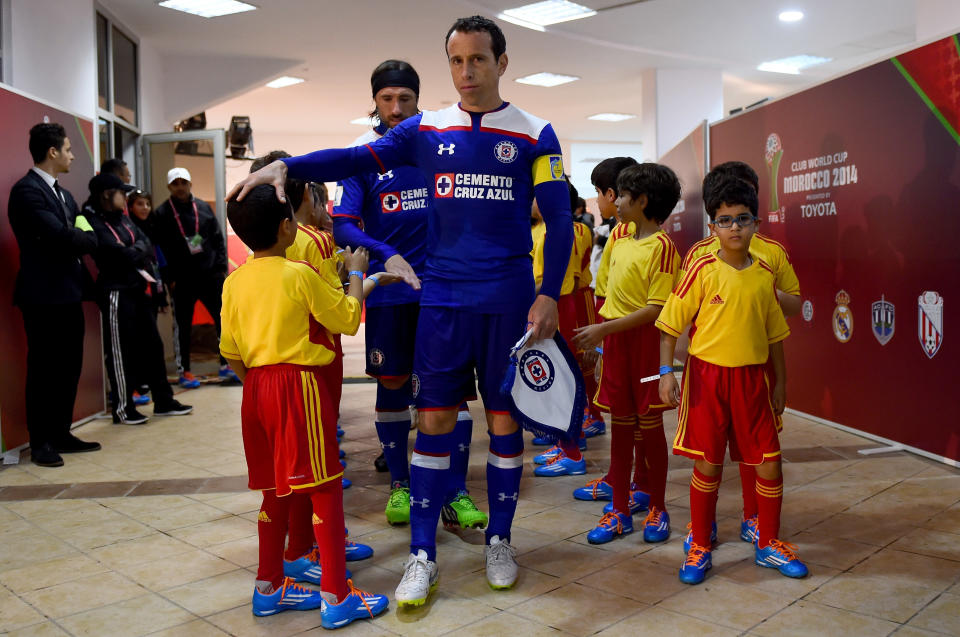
left=519, top=350, right=554, bottom=392
left=871, top=295, right=894, bottom=346
left=918, top=290, right=943, bottom=359
left=832, top=290, right=853, bottom=343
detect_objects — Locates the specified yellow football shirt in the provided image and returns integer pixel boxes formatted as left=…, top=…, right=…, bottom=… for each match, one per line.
left=531, top=220, right=578, bottom=296
left=220, top=257, right=361, bottom=368
left=680, top=232, right=800, bottom=296
left=286, top=224, right=343, bottom=291
left=574, top=221, right=593, bottom=289
left=600, top=230, right=680, bottom=320
left=656, top=254, right=790, bottom=367
left=594, top=221, right=636, bottom=298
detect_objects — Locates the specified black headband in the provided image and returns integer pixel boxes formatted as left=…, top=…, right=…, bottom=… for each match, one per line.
left=372, top=68, right=420, bottom=98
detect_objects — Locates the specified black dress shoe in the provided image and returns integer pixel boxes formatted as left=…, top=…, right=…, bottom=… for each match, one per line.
left=55, top=433, right=102, bottom=453
left=31, top=444, right=64, bottom=467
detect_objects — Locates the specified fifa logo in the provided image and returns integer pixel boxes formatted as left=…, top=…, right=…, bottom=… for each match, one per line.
left=438, top=143, right=456, bottom=155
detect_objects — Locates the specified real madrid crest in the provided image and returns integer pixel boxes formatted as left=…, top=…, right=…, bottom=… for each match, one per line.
left=918, top=290, right=943, bottom=359
left=832, top=290, right=853, bottom=343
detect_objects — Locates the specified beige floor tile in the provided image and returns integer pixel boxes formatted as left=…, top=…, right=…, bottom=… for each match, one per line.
left=96, top=494, right=195, bottom=516
left=0, top=554, right=109, bottom=594
left=118, top=548, right=238, bottom=590
left=4, top=620, right=71, bottom=636
left=750, top=600, right=898, bottom=636
left=58, top=593, right=194, bottom=637
left=128, top=502, right=232, bottom=532
left=4, top=498, right=104, bottom=520
left=445, top=610, right=573, bottom=636
left=376, top=591, right=499, bottom=636
left=51, top=516, right=156, bottom=550
left=510, top=582, right=644, bottom=636
left=296, top=619, right=396, bottom=636
left=924, top=502, right=960, bottom=535
left=160, top=568, right=253, bottom=616
left=890, top=627, right=945, bottom=637
left=718, top=560, right=840, bottom=598
left=803, top=512, right=920, bottom=547
left=906, top=593, right=960, bottom=635
left=204, top=535, right=260, bottom=568
left=657, top=577, right=793, bottom=630
left=202, top=491, right=263, bottom=515
left=206, top=602, right=325, bottom=636
left=0, top=589, right=45, bottom=631
left=577, top=554, right=691, bottom=604
left=516, top=540, right=622, bottom=581
left=596, top=606, right=740, bottom=637
left=511, top=506, right=606, bottom=539
left=891, top=528, right=960, bottom=562
left=0, top=468, right=48, bottom=486
left=851, top=548, right=960, bottom=591
left=168, top=516, right=257, bottom=548
left=146, top=619, right=230, bottom=636
left=21, top=571, right=146, bottom=618
left=89, top=533, right=196, bottom=569
left=445, top=565, right=563, bottom=610
left=0, top=528, right=79, bottom=572
left=788, top=532, right=880, bottom=570
left=805, top=573, right=941, bottom=623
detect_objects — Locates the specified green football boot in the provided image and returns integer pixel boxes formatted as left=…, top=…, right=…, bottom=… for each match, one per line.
left=441, top=490, right=488, bottom=529
left=385, top=484, right=410, bottom=526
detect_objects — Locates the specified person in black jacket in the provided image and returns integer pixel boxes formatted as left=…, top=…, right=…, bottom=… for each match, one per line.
left=8, top=123, right=100, bottom=467
left=152, top=167, right=238, bottom=387
left=85, top=173, right=193, bottom=424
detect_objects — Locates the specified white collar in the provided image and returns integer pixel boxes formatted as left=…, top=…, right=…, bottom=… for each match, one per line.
left=31, top=166, right=58, bottom=190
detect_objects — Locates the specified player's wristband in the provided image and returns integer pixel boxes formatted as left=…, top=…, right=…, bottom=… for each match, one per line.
left=368, top=274, right=380, bottom=287
left=594, top=346, right=603, bottom=354
left=348, top=270, right=364, bottom=279
left=659, top=365, right=674, bottom=376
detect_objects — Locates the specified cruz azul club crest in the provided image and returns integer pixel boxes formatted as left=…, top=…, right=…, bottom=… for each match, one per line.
left=494, top=140, right=518, bottom=163
left=871, top=295, right=894, bottom=346
left=518, top=349, right=555, bottom=392
left=918, top=290, right=944, bottom=358
left=832, top=290, right=853, bottom=343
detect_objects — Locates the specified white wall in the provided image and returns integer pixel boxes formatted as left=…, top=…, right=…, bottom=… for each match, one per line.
left=138, top=37, right=168, bottom=135
left=654, top=68, right=723, bottom=159
left=916, top=0, right=960, bottom=40
left=8, top=0, right=97, bottom=119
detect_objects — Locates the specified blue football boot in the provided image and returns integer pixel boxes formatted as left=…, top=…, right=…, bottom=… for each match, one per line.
left=320, top=579, right=389, bottom=629
left=573, top=477, right=613, bottom=501
left=586, top=511, right=633, bottom=544
left=252, top=577, right=325, bottom=616
left=678, top=543, right=712, bottom=585
left=642, top=507, right=670, bottom=543
left=755, top=539, right=809, bottom=578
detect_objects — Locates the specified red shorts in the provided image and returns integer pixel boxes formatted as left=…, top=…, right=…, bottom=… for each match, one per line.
left=673, top=356, right=782, bottom=465
left=574, top=287, right=597, bottom=328
left=764, top=359, right=782, bottom=433
left=242, top=363, right=343, bottom=496
left=594, top=323, right=669, bottom=417
left=558, top=293, right=577, bottom=347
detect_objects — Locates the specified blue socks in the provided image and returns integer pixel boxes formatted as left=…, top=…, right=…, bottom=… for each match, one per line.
left=446, top=405, right=473, bottom=501
left=486, top=429, right=524, bottom=544
left=374, top=382, right=412, bottom=486
left=409, top=430, right=452, bottom=561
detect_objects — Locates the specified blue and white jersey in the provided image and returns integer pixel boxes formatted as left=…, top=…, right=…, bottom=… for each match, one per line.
left=333, top=128, right=428, bottom=308
left=285, top=102, right=572, bottom=313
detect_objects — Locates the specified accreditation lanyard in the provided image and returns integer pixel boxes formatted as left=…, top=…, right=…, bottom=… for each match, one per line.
left=169, top=198, right=203, bottom=254
left=106, top=219, right=135, bottom=246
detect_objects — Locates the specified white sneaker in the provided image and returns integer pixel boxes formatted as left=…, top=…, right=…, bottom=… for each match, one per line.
left=485, top=536, right=518, bottom=590
left=395, top=549, right=438, bottom=607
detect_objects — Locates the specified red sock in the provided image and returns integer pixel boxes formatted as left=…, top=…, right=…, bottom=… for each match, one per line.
left=310, top=479, right=349, bottom=601
left=257, top=491, right=292, bottom=590
left=559, top=438, right=582, bottom=461
left=755, top=473, right=783, bottom=547
left=689, top=467, right=720, bottom=547
left=638, top=413, right=667, bottom=510
left=284, top=493, right=314, bottom=561
left=631, top=429, right=649, bottom=492
left=609, top=415, right=637, bottom=515
left=739, top=464, right=758, bottom=519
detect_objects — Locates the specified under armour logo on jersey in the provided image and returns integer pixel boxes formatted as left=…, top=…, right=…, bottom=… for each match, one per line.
left=497, top=492, right=519, bottom=502
left=710, top=294, right=724, bottom=305
left=380, top=441, right=397, bottom=449
left=410, top=497, right=431, bottom=508
left=438, top=143, right=456, bottom=155
left=377, top=170, right=394, bottom=181
left=458, top=443, right=470, bottom=452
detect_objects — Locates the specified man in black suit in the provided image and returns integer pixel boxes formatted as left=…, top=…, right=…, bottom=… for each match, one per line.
left=8, top=123, right=101, bottom=467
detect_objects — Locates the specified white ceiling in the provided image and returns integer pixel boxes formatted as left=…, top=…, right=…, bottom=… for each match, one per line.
left=102, top=0, right=919, bottom=146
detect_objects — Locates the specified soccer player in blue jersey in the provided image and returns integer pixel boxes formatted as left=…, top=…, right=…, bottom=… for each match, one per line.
left=230, top=15, right=573, bottom=603
left=333, top=60, right=486, bottom=530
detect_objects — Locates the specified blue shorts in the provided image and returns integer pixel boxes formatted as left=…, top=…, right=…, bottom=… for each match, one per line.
left=365, top=303, right=419, bottom=380
left=413, top=305, right=528, bottom=412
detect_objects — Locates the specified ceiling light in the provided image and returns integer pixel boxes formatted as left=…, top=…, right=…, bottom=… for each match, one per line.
left=265, top=76, right=304, bottom=88
left=500, top=0, right=597, bottom=30
left=350, top=117, right=376, bottom=126
left=587, top=113, right=636, bottom=122
left=778, top=10, right=804, bottom=22
left=158, top=0, right=256, bottom=18
left=515, top=72, right=580, bottom=87
left=757, top=55, right=831, bottom=75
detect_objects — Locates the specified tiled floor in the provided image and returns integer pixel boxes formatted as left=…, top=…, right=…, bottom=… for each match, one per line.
left=1, top=335, right=959, bottom=636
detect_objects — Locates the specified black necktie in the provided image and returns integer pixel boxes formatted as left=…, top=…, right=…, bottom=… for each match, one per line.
left=52, top=181, right=70, bottom=221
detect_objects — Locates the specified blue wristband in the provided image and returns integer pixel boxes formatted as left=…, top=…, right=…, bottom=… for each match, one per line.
left=659, top=365, right=674, bottom=376
left=368, top=274, right=379, bottom=287
left=594, top=346, right=603, bottom=354
left=348, top=270, right=364, bottom=279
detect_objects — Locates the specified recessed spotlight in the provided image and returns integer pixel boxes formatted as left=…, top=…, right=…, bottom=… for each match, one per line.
left=515, top=72, right=580, bottom=87
left=158, top=0, right=256, bottom=18
left=265, top=76, right=305, bottom=88
left=778, top=10, right=804, bottom=22
left=499, top=0, right=597, bottom=31
left=757, top=55, right=830, bottom=75
left=587, top=113, right=636, bottom=122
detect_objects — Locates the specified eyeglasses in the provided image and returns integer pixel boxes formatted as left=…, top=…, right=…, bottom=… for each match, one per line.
left=714, top=213, right=757, bottom=228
